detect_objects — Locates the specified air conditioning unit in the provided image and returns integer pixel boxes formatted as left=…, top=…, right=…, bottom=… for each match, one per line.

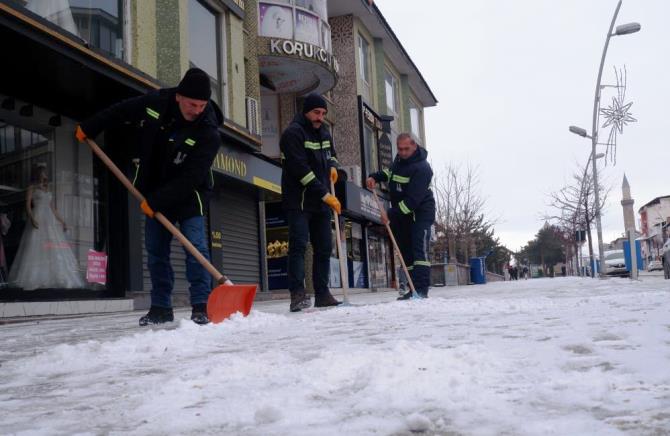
left=342, top=165, right=362, bottom=187
left=246, top=97, right=260, bottom=135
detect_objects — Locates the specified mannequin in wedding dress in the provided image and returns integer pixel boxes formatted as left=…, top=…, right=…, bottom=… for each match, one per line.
left=8, top=165, right=85, bottom=290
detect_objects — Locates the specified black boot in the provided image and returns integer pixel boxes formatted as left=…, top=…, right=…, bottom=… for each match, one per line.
left=290, top=292, right=312, bottom=312
left=191, top=303, right=210, bottom=325
left=314, top=292, right=341, bottom=308
left=139, top=306, right=174, bottom=326
left=397, top=291, right=413, bottom=301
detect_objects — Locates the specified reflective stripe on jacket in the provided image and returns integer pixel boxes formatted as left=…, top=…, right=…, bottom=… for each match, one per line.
left=280, top=113, right=339, bottom=212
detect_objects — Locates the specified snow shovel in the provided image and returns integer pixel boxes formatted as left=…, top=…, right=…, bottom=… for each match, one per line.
left=331, top=180, right=350, bottom=305
left=85, top=138, right=257, bottom=323
left=371, top=190, right=417, bottom=297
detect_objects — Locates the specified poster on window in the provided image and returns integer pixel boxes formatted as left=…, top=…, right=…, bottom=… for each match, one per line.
left=295, top=10, right=320, bottom=46
left=86, top=249, right=107, bottom=285
left=259, top=3, right=293, bottom=40
left=295, top=0, right=327, bottom=20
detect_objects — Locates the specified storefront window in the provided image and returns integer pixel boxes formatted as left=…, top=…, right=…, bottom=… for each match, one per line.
left=368, top=228, right=391, bottom=288
left=265, top=202, right=288, bottom=290
left=346, top=221, right=366, bottom=288
left=0, top=96, right=108, bottom=294
left=189, top=0, right=223, bottom=105
left=258, top=1, right=331, bottom=52
left=24, top=0, right=124, bottom=58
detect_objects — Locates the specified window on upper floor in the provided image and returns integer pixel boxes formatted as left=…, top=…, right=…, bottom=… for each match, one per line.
left=384, top=68, right=400, bottom=117
left=188, top=0, right=225, bottom=106
left=24, top=0, right=124, bottom=59
left=409, top=99, right=423, bottom=144
left=258, top=1, right=331, bottom=52
left=358, top=34, right=372, bottom=102
left=384, top=67, right=400, bottom=152
left=358, top=35, right=371, bottom=84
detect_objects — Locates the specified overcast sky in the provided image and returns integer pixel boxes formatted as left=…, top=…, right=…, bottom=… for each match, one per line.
left=376, top=0, right=669, bottom=251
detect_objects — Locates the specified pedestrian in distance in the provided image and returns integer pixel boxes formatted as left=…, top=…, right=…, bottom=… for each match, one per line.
left=366, top=134, right=435, bottom=299
left=279, top=94, right=342, bottom=312
left=76, top=68, right=222, bottom=326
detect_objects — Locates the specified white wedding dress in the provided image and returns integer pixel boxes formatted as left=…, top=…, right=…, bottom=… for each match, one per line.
left=8, top=189, right=85, bottom=290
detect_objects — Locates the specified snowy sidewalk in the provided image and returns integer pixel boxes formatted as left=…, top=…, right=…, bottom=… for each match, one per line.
left=1, top=277, right=669, bottom=435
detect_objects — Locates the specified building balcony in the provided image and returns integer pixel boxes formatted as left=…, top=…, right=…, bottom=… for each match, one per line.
left=257, top=1, right=337, bottom=94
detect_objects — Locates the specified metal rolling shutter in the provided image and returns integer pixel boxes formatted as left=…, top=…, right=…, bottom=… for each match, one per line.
left=217, top=188, right=260, bottom=284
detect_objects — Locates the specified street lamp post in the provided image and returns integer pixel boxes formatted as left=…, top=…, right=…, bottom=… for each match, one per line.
left=569, top=0, right=640, bottom=277
left=575, top=151, right=605, bottom=278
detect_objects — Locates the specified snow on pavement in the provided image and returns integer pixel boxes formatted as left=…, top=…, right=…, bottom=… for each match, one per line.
left=1, top=277, right=669, bottom=435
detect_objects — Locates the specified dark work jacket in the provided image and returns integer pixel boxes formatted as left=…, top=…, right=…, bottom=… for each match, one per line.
left=369, top=147, right=436, bottom=222
left=81, top=88, right=223, bottom=221
left=279, top=113, right=339, bottom=212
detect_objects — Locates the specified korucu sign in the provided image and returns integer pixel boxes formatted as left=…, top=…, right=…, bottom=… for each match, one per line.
left=270, top=39, right=340, bottom=73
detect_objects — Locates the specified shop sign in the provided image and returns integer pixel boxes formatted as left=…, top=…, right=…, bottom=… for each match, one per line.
left=362, top=105, right=382, bottom=130
left=213, top=153, right=247, bottom=179
left=361, top=101, right=392, bottom=169
left=343, top=182, right=388, bottom=224
left=86, top=249, right=107, bottom=285
left=378, top=132, right=393, bottom=170
left=270, top=38, right=340, bottom=73
left=359, top=190, right=382, bottom=221
left=211, top=144, right=281, bottom=194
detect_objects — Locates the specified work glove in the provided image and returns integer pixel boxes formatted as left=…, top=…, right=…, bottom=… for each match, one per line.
left=322, top=193, right=341, bottom=215
left=330, top=167, right=338, bottom=184
left=140, top=200, right=155, bottom=218
left=75, top=125, right=87, bottom=142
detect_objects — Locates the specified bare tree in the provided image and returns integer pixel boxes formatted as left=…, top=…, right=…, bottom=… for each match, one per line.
left=545, top=162, right=610, bottom=276
left=433, top=163, right=500, bottom=265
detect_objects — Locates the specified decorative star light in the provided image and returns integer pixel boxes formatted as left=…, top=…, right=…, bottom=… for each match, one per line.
left=599, top=66, right=636, bottom=165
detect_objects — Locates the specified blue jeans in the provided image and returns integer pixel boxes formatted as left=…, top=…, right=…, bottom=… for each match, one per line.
left=287, top=209, right=332, bottom=297
left=145, top=215, right=212, bottom=308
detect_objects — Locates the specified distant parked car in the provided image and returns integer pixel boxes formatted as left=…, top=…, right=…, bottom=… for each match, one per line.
left=603, top=249, right=629, bottom=277
left=647, top=260, right=663, bottom=272
left=662, top=240, right=670, bottom=280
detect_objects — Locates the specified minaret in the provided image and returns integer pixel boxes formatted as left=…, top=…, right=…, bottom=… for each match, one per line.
left=621, top=174, right=636, bottom=231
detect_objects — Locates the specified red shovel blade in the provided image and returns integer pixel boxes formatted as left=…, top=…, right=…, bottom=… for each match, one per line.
left=207, top=284, right=258, bottom=324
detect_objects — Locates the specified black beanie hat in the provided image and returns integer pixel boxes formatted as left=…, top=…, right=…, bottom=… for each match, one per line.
left=302, top=93, right=327, bottom=114
left=177, top=68, right=211, bottom=101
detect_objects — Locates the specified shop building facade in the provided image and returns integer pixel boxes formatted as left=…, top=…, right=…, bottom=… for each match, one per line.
left=638, top=195, right=670, bottom=262
left=0, top=0, right=283, bottom=317
left=327, top=0, right=437, bottom=290
left=0, top=0, right=435, bottom=319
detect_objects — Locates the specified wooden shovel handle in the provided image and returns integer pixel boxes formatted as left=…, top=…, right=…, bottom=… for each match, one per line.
left=85, top=138, right=228, bottom=284
left=371, top=190, right=416, bottom=294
